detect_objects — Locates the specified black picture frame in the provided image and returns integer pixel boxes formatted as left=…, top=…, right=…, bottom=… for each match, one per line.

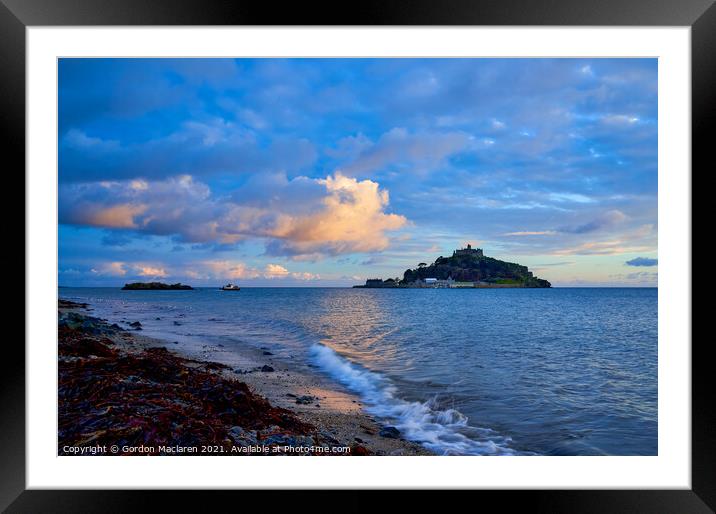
left=2, top=0, right=711, bottom=511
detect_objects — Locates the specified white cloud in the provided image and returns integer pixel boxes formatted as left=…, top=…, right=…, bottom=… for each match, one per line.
left=90, top=262, right=127, bottom=276
left=263, top=263, right=290, bottom=278
left=264, top=173, right=408, bottom=257
left=91, top=262, right=169, bottom=278
left=199, top=260, right=319, bottom=281
left=61, top=172, right=408, bottom=259
left=290, top=271, right=319, bottom=280
left=136, top=266, right=168, bottom=278
left=202, top=260, right=261, bottom=280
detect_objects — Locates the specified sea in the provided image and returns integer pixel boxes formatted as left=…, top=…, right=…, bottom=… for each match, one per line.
left=59, top=287, right=658, bottom=456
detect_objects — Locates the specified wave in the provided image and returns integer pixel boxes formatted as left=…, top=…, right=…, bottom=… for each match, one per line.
left=309, top=343, right=519, bottom=455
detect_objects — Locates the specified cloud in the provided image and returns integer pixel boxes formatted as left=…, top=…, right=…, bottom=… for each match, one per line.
left=499, top=210, right=631, bottom=250
left=60, top=120, right=317, bottom=183
left=548, top=192, right=595, bottom=204
left=201, top=260, right=261, bottom=280
left=60, top=175, right=214, bottom=237
left=540, top=221, right=656, bottom=257
left=608, top=271, right=658, bottom=285
left=91, top=262, right=127, bottom=276
left=626, top=257, right=658, bottom=267
left=601, top=114, right=641, bottom=126
left=341, top=128, right=472, bottom=175
left=264, top=263, right=290, bottom=278
left=136, top=266, right=168, bottom=278
left=326, top=133, right=373, bottom=160
left=553, top=240, right=652, bottom=256
left=264, top=173, right=408, bottom=257
left=90, top=262, right=167, bottom=278
left=60, top=172, right=407, bottom=259
left=291, top=271, right=320, bottom=280
left=625, top=271, right=657, bottom=281
left=184, top=269, right=207, bottom=280
left=198, top=260, right=319, bottom=281
left=360, top=256, right=385, bottom=265
left=560, top=210, right=627, bottom=234
left=84, top=203, right=148, bottom=228
left=503, top=231, right=557, bottom=236
left=64, top=128, right=120, bottom=151
left=263, top=264, right=319, bottom=280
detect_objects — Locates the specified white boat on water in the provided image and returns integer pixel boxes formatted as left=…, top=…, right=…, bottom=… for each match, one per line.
left=221, top=283, right=241, bottom=291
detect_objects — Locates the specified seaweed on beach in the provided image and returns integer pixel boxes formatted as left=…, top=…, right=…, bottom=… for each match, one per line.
left=58, top=299, right=89, bottom=309
left=57, top=312, right=333, bottom=455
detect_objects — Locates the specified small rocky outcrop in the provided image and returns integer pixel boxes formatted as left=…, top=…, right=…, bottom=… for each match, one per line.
left=121, top=282, right=194, bottom=290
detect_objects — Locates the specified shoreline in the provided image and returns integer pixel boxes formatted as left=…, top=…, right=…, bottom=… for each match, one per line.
left=58, top=299, right=432, bottom=456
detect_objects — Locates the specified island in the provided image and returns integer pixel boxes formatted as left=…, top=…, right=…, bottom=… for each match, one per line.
left=121, top=282, right=194, bottom=290
left=354, top=245, right=551, bottom=288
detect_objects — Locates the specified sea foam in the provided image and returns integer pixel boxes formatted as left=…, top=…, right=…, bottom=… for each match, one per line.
left=309, top=343, right=518, bottom=455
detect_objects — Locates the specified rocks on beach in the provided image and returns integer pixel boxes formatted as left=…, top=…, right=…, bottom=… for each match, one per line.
left=228, top=426, right=258, bottom=447
left=58, top=308, right=317, bottom=456
left=379, top=426, right=401, bottom=439
left=56, top=298, right=431, bottom=456
left=319, top=430, right=341, bottom=445
left=59, top=311, right=123, bottom=336
left=58, top=299, right=89, bottom=309
left=261, top=431, right=315, bottom=447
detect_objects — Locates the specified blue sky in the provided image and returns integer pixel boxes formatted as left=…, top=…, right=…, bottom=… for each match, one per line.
left=58, top=58, right=658, bottom=287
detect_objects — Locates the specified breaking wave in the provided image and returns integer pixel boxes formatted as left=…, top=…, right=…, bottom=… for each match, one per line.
left=309, top=343, right=519, bottom=455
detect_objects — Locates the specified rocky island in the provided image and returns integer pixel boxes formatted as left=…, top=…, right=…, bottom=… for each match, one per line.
left=122, top=282, right=194, bottom=290
left=355, top=245, right=551, bottom=288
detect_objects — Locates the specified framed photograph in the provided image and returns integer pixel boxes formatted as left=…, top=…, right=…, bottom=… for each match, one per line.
left=3, top=0, right=712, bottom=510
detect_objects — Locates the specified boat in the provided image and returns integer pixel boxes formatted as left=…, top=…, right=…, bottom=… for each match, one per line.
left=221, top=283, right=241, bottom=291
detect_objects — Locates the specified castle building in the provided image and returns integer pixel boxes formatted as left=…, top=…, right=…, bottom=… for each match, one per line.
left=453, top=244, right=484, bottom=258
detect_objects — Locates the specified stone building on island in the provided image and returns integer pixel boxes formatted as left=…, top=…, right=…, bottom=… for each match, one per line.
left=453, top=244, right=483, bottom=258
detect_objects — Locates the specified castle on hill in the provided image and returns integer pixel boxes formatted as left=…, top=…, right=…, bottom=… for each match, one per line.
left=353, top=243, right=551, bottom=289
left=453, top=244, right=483, bottom=258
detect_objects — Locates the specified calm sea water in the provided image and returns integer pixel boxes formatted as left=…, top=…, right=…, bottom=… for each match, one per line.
left=59, top=287, right=657, bottom=456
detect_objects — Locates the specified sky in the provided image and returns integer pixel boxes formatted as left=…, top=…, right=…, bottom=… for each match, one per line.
left=58, top=58, right=658, bottom=287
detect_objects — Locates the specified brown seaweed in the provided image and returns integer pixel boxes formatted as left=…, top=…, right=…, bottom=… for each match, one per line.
left=58, top=312, right=367, bottom=455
